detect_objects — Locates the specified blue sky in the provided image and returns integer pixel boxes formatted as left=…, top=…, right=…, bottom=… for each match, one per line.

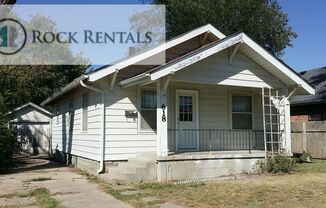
left=16, top=0, right=326, bottom=72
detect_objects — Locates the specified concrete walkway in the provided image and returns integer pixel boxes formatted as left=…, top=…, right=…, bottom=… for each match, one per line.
left=0, top=156, right=132, bottom=208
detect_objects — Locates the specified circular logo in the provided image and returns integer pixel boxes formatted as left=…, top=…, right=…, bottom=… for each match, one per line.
left=0, top=18, right=27, bottom=55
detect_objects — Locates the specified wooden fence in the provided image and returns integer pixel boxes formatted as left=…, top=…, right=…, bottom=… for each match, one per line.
left=291, top=121, right=326, bottom=159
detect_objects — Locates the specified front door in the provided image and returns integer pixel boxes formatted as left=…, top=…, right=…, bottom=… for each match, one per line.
left=176, top=90, right=198, bottom=150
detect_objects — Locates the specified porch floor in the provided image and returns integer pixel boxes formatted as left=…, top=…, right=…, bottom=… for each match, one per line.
left=159, top=150, right=265, bottom=161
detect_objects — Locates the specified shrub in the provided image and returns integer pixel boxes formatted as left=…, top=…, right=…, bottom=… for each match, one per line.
left=256, top=153, right=296, bottom=173
left=296, top=152, right=312, bottom=163
left=0, top=119, right=19, bottom=166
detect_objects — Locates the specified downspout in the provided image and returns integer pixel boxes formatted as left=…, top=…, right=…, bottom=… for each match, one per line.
left=80, top=78, right=105, bottom=174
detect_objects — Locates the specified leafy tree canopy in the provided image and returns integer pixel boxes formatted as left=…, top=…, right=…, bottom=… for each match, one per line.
left=150, top=0, right=296, bottom=57
left=0, top=15, right=88, bottom=115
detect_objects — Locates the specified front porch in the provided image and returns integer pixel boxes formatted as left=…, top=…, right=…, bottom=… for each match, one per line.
left=167, top=129, right=265, bottom=153
left=153, top=81, right=287, bottom=158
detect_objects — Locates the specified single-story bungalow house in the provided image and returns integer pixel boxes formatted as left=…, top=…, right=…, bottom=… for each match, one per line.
left=291, top=67, right=326, bottom=122
left=7, top=102, right=52, bottom=155
left=41, top=24, right=314, bottom=181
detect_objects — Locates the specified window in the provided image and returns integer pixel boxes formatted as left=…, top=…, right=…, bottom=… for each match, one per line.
left=140, top=89, right=157, bottom=131
left=82, top=93, right=88, bottom=131
left=179, top=96, right=193, bottom=121
left=231, top=95, right=252, bottom=129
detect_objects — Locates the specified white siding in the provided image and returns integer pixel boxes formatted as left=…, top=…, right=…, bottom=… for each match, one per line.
left=50, top=47, right=289, bottom=161
left=9, top=106, right=52, bottom=154
left=51, top=89, right=101, bottom=161
left=172, top=50, right=285, bottom=89
left=167, top=82, right=274, bottom=152
left=104, top=85, right=157, bottom=161
left=168, top=82, right=264, bottom=130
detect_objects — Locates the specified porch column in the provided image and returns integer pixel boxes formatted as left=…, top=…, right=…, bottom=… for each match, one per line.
left=284, top=97, right=292, bottom=155
left=279, top=89, right=292, bottom=155
left=156, top=79, right=168, bottom=158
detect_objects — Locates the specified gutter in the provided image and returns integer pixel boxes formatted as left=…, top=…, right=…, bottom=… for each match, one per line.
left=80, top=77, right=106, bottom=174
left=41, top=75, right=88, bottom=106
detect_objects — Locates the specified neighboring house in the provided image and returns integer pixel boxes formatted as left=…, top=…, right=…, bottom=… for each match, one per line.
left=41, top=24, right=314, bottom=181
left=291, top=67, right=326, bottom=122
left=7, top=102, right=53, bottom=155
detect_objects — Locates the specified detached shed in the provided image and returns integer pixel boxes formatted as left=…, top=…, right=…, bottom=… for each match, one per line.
left=7, top=102, right=53, bottom=155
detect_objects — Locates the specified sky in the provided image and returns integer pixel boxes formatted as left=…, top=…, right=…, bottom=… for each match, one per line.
left=15, top=0, right=326, bottom=72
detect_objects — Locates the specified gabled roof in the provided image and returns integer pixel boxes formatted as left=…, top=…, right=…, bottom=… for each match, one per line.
left=42, top=24, right=225, bottom=106
left=7, top=102, right=53, bottom=117
left=87, top=24, right=226, bottom=82
left=120, top=32, right=315, bottom=95
left=42, top=24, right=315, bottom=106
left=291, top=67, right=326, bottom=105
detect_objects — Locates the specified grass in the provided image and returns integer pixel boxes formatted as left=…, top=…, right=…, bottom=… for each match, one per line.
left=80, top=171, right=161, bottom=208
left=30, top=177, right=52, bottom=182
left=30, top=188, right=63, bottom=208
left=294, top=159, right=326, bottom=173
left=0, top=188, right=64, bottom=208
left=83, top=160, right=326, bottom=208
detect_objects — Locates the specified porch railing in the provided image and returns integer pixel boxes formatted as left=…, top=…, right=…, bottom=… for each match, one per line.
left=168, top=129, right=265, bottom=153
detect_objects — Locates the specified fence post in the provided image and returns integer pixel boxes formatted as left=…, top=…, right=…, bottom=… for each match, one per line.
left=302, top=122, right=307, bottom=153
left=209, top=129, right=212, bottom=152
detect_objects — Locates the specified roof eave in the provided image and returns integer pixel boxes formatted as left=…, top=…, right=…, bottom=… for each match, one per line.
left=41, top=75, right=88, bottom=106
left=6, top=102, right=53, bottom=117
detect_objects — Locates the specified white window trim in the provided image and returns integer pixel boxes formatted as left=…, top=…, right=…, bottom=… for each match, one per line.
left=137, top=86, right=157, bottom=133
left=175, top=89, right=200, bottom=151
left=229, top=92, right=254, bottom=130
left=81, top=93, right=89, bottom=133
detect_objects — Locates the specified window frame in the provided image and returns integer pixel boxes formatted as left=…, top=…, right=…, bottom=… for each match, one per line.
left=229, top=93, right=254, bottom=130
left=137, top=87, right=157, bottom=133
left=81, top=93, right=89, bottom=133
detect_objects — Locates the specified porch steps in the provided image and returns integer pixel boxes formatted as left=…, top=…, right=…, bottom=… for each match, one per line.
left=102, top=152, right=157, bottom=183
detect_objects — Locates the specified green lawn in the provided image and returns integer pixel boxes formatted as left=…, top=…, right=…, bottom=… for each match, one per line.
left=87, top=160, right=326, bottom=208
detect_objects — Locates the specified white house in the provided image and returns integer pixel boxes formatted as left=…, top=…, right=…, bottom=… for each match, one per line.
left=41, top=24, right=314, bottom=181
left=7, top=102, right=53, bottom=155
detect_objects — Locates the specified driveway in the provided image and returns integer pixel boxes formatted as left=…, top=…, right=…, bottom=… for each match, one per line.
left=0, top=155, right=132, bottom=208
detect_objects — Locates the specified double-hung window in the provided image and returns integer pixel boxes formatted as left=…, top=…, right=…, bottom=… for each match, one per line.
left=139, top=89, right=157, bottom=131
left=231, top=95, right=252, bottom=129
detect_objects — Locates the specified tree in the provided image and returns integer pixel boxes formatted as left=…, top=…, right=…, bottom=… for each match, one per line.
left=0, top=119, right=17, bottom=166
left=149, top=0, right=296, bottom=57
left=0, top=15, right=88, bottom=115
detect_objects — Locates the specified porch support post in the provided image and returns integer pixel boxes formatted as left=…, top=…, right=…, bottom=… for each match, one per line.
left=284, top=95, right=292, bottom=155
left=279, top=89, right=292, bottom=155
left=156, top=79, right=168, bottom=158
left=156, top=79, right=169, bottom=182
